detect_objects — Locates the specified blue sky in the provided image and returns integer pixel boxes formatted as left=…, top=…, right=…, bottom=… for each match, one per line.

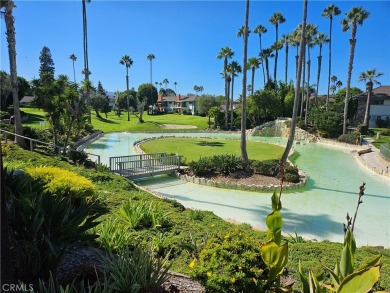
left=1, top=1, right=389, bottom=98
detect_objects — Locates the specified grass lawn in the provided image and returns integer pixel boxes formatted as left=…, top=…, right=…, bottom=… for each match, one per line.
left=369, top=128, right=390, bottom=149
left=140, top=137, right=284, bottom=162
left=21, top=107, right=210, bottom=132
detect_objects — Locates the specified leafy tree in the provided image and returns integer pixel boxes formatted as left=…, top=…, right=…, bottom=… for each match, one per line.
left=341, top=6, right=369, bottom=134
left=322, top=4, right=341, bottom=107
left=116, top=88, right=137, bottom=110
left=90, top=92, right=109, bottom=118
left=196, top=95, right=221, bottom=116
left=208, top=106, right=220, bottom=129
left=247, top=89, right=282, bottom=127
left=165, top=88, right=176, bottom=97
left=277, top=81, right=295, bottom=117
left=39, top=46, right=55, bottom=79
left=308, top=107, right=343, bottom=137
left=137, top=83, right=157, bottom=108
left=0, top=71, right=11, bottom=110
left=97, top=80, right=107, bottom=96
left=333, top=87, right=362, bottom=120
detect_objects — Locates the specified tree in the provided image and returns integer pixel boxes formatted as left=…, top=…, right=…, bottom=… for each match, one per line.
left=253, top=24, right=267, bottom=86
left=322, top=4, right=341, bottom=108
left=97, top=80, right=106, bottom=96
left=314, top=32, right=329, bottom=105
left=241, top=0, right=250, bottom=168
left=162, top=78, right=169, bottom=89
left=208, top=106, right=220, bottom=128
left=69, top=54, right=77, bottom=84
left=282, top=33, right=293, bottom=84
left=147, top=53, right=155, bottom=108
left=82, top=0, right=91, bottom=123
left=90, top=92, right=108, bottom=118
left=120, top=54, right=133, bottom=121
left=217, top=46, right=234, bottom=130
left=247, top=57, right=260, bottom=96
left=247, top=89, right=282, bottom=126
left=195, top=95, right=220, bottom=116
left=3, top=0, right=26, bottom=148
left=174, top=81, right=177, bottom=93
left=359, top=69, right=383, bottom=126
left=281, top=0, right=307, bottom=165
left=227, top=61, right=242, bottom=130
left=137, top=83, right=157, bottom=109
left=39, top=46, right=55, bottom=78
left=341, top=6, right=369, bottom=134
left=260, top=48, right=274, bottom=85
left=0, top=71, right=11, bottom=110
left=269, top=12, right=286, bottom=83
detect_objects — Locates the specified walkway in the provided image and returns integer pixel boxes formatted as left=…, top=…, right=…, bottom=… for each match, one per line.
left=359, top=138, right=390, bottom=177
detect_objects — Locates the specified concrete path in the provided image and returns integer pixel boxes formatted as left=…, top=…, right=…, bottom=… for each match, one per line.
left=359, top=138, right=390, bottom=177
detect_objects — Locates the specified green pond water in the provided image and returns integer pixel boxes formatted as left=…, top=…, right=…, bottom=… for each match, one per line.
left=83, top=132, right=390, bottom=247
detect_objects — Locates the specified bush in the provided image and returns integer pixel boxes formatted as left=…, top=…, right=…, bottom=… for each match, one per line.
left=212, top=154, right=242, bottom=175
left=67, top=149, right=89, bottom=165
left=25, top=166, right=95, bottom=202
left=380, top=129, right=390, bottom=136
left=284, top=173, right=300, bottom=183
left=250, top=159, right=279, bottom=176
left=337, top=131, right=360, bottom=145
left=357, top=124, right=368, bottom=135
left=377, top=120, right=390, bottom=128
left=191, top=227, right=266, bottom=292
left=188, top=157, right=215, bottom=177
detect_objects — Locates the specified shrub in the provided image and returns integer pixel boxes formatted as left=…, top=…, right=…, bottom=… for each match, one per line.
left=188, top=157, right=215, bottom=176
left=250, top=159, right=279, bottom=176
left=284, top=173, right=300, bottom=183
left=25, top=166, right=95, bottom=202
left=95, top=219, right=131, bottom=252
left=191, top=227, right=266, bottom=292
left=357, top=124, right=368, bottom=135
left=67, top=149, right=89, bottom=165
left=337, top=131, right=360, bottom=145
left=380, top=129, right=390, bottom=136
left=212, top=154, right=242, bottom=175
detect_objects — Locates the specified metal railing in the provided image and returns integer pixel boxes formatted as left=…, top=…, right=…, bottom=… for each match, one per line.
left=380, top=142, right=390, bottom=162
left=0, top=129, right=100, bottom=164
left=109, top=153, right=180, bottom=178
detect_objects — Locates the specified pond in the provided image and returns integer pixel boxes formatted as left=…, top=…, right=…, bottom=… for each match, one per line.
left=83, top=132, right=390, bottom=247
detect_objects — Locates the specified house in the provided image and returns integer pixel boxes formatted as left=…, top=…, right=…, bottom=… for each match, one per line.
left=157, top=94, right=198, bottom=114
left=353, top=86, right=390, bottom=127
left=19, top=96, right=35, bottom=106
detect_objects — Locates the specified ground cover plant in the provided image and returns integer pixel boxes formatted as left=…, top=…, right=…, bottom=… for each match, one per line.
left=2, top=144, right=389, bottom=292
left=140, top=137, right=284, bottom=163
left=20, top=107, right=210, bottom=132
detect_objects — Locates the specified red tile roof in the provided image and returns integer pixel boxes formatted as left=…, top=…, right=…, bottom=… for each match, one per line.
left=353, top=86, right=390, bottom=100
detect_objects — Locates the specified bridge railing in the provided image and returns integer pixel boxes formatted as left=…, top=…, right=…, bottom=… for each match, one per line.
left=109, top=153, right=166, bottom=172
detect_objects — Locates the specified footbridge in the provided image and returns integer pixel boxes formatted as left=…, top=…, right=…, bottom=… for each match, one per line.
left=109, top=153, right=181, bottom=179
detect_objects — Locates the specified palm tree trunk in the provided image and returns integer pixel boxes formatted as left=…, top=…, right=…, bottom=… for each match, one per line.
left=363, top=82, right=372, bottom=126
left=241, top=0, right=250, bottom=168
left=315, top=45, right=323, bottom=106
left=224, top=59, right=229, bottom=130
left=343, top=24, right=357, bottom=134
left=72, top=60, right=76, bottom=84
left=251, top=68, right=255, bottom=96
left=300, top=46, right=306, bottom=119
left=285, top=43, right=288, bottom=84
left=274, top=25, right=279, bottom=82
left=126, top=69, right=130, bottom=121
left=259, top=37, right=266, bottom=87
left=5, top=0, right=26, bottom=148
left=326, top=17, right=333, bottom=109
left=304, top=56, right=311, bottom=127
left=82, top=0, right=91, bottom=123
left=230, top=75, right=235, bottom=130
left=295, top=45, right=299, bottom=79
left=265, top=57, right=270, bottom=84
left=281, top=0, right=307, bottom=164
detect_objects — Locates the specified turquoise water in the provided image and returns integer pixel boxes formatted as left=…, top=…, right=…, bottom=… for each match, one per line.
left=83, top=132, right=390, bottom=247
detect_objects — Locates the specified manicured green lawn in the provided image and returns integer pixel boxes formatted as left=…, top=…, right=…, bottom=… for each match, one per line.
left=370, top=128, right=390, bottom=149
left=140, top=137, right=284, bottom=162
left=21, top=107, right=210, bottom=132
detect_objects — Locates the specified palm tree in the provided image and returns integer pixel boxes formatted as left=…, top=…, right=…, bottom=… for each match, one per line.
left=314, top=32, right=329, bottom=105
left=359, top=69, right=383, bottom=126
left=253, top=24, right=267, bottom=85
left=227, top=61, right=242, bottom=130
left=247, top=57, right=260, bottom=96
left=304, top=24, right=318, bottom=127
left=162, top=78, right=169, bottom=89
left=260, top=48, right=274, bottom=85
left=82, top=0, right=91, bottom=123
left=147, top=53, right=155, bottom=107
left=322, top=4, right=341, bottom=108
left=217, top=46, right=234, bottom=129
left=241, top=0, right=250, bottom=168
left=174, top=82, right=177, bottom=94
left=291, top=27, right=301, bottom=79
left=155, top=81, right=159, bottom=90
left=119, top=55, right=133, bottom=121
left=341, top=6, right=369, bottom=134
left=281, top=0, right=307, bottom=165
left=282, top=33, right=292, bottom=84
left=269, top=12, right=286, bottom=83
left=237, top=25, right=251, bottom=37
left=69, top=54, right=77, bottom=84
left=3, top=0, right=25, bottom=148
left=336, top=80, right=343, bottom=90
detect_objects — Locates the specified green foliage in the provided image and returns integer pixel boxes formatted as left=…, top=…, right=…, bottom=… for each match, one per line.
left=188, top=157, right=215, bottom=176
left=309, top=107, right=343, bottom=138
left=247, top=89, right=282, bottom=127
left=95, top=218, right=131, bottom=252
left=357, top=124, right=368, bottom=135
left=188, top=154, right=243, bottom=176
left=137, top=83, right=157, bottom=107
left=118, top=200, right=171, bottom=229
left=195, top=95, right=221, bottom=116
left=67, top=149, right=89, bottom=165
left=191, top=227, right=265, bottom=293
left=25, top=166, right=95, bottom=202
left=90, top=93, right=110, bottom=118
left=101, top=247, right=171, bottom=293
left=285, top=231, right=305, bottom=244
left=376, top=119, right=390, bottom=128
left=250, top=159, right=279, bottom=176
left=5, top=171, right=99, bottom=283
left=284, top=173, right=300, bottom=183
left=380, top=129, right=390, bottom=136
left=337, top=131, right=360, bottom=144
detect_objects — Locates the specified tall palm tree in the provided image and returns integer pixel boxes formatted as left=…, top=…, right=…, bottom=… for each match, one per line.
left=247, top=57, right=260, bottom=96
left=174, top=82, right=177, bottom=94
left=281, top=0, right=307, bottom=165
left=147, top=53, right=155, bottom=107
left=341, top=6, right=369, bottom=134
left=119, top=55, right=133, bottom=121
left=82, top=0, right=91, bottom=123
left=304, top=24, right=318, bottom=127
left=291, top=27, right=301, bottom=79
left=282, top=33, right=293, bottom=84
left=269, top=12, right=286, bottom=83
left=314, top=32, right=329, bottom=105
left=69, top=54, right=77, bottom=84
left=237, top=25, right=251, bottom=37
left=227, top=61, right=242, bottom=130
left=260, top=48, right=274, bottom=85
left=322, top=4, right=341, bottom=108
left=162, top=78, right=169, bottom=90
left=3, top=0, right=25, bottom=148
left=359, top=69, right=383, bottom=126
left=336, top=80, right=343, bottom=90
left=253, top=24, right=267, bottom=86
left=217, top=46, right=234, bottom=129
left=241, top=0, right=250, bottom=168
